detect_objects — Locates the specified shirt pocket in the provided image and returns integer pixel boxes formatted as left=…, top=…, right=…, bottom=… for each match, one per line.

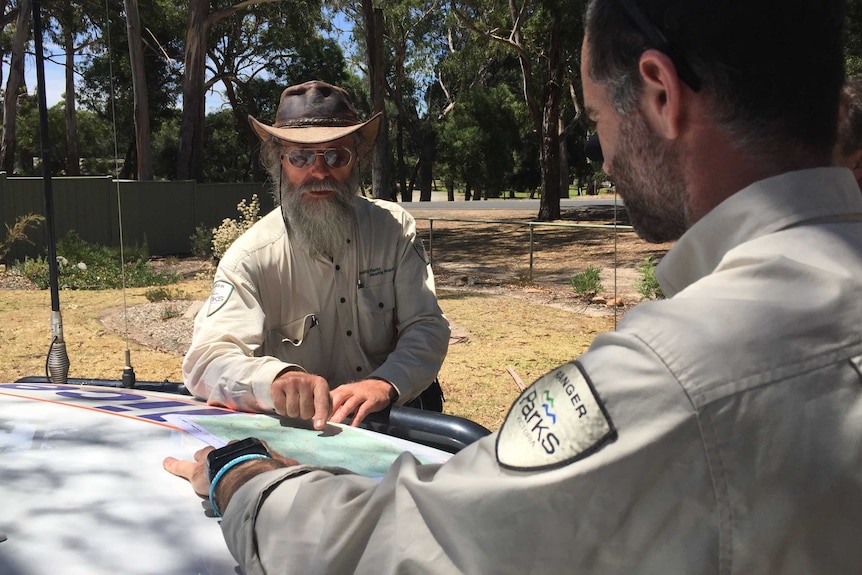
left=266, top=313, right=319, bottom=365
left=357, top=283, right=396, bottom=357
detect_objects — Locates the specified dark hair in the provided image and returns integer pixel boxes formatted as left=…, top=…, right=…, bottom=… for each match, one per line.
left=585, top=0, right=847, bottom=157
left=836, top=76, right=862, bottom=157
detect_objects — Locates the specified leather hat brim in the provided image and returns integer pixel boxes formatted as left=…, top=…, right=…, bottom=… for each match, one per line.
left=248, top=112, right=382, bottom=156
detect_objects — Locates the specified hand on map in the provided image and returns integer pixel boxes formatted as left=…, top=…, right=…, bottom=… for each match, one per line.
left=270, top=370, right=332, bottom=430
left=163, top=442, right=298, bottom=507
left=330, top=379, right=397, bottom=427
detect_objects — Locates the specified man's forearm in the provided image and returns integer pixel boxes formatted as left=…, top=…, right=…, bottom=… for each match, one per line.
left=214, top=458, right=290, bottom=516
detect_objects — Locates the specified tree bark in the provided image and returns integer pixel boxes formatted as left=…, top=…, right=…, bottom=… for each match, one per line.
left=125, top=0, right=153, bottom=180
left=1, top=0, right=29, bottom=174
left=537, top=19, right=563, bottom=221
left=176, top=0, right=208, bottom=181
left=362, top=2, right=390, bottom=199
left=61, top=11, right=80, bottom=176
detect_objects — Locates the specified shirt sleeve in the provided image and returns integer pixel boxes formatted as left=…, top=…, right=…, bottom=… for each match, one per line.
left=219, top=326, right=719, bottom=575
left=182, top=258, right=297, bottom=412
left=368, top=212, right=451, bottom=403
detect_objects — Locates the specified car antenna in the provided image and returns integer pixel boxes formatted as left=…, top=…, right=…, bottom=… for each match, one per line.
left=33, top=0, right=70, bottom=384
left=103, top=0, right=137, bottom=388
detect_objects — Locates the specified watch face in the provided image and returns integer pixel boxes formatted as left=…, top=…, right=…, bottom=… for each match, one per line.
left=206, top=437, right=271, bottom=482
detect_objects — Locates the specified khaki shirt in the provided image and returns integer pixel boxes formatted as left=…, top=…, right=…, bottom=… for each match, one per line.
left=183, top=196, right=450, bottom=411
left=222, top=168, right=862, bottom=574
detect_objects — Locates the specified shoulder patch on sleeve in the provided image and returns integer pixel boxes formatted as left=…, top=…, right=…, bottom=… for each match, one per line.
left=207, top=280, right=235, bottom=316
left=496, top=361, right=617, bottom=471
left=412, top=237, right=430, bottom=265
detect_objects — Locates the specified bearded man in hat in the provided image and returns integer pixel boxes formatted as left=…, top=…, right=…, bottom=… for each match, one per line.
left=182, top=80, right=450, bottom=429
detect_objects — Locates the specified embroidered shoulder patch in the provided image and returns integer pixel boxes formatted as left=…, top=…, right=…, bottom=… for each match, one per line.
left=207, top=280, right=235, bottom=316
left=412, top=238, right=430, bottom=265
left=496, top=361, right=617, bottom=471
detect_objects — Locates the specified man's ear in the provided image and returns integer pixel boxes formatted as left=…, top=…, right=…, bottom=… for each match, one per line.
left=637, top=49, right=685, bottom=140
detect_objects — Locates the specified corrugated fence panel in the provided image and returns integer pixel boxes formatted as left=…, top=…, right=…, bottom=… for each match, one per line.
left=193, top=182, right=275, bottom=227
left=114, top=180, right=196, bottom=255
left=0, top=175, right=49, bottom=262
left=0, top=178, right=273, bottom=263
left=55, top=176, right=115, bottom=247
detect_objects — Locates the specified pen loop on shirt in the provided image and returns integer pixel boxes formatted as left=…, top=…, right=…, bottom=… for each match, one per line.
left=282, top=314, right=319, bottom=346
left=208, top=453, right=272, bottom=518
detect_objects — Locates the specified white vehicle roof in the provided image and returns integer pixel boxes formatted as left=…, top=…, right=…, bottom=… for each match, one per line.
left=0, top=381, right=452, bottom=575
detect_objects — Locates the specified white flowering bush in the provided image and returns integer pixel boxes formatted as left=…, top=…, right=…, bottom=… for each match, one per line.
left=211, top=194, right=261, bottom=260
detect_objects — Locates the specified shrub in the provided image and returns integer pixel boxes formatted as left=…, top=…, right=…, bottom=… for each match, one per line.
left=17, top=230, right=178, bottom=290
left=189, top=223, right=213, bottom=259
left=212, top=195, right=260, bottom=259
left=144, top=287, right=188, bottom=302
left=0, top=213, right=45, bottom=262
left=571, top=266, right=603, bottom=298
left=160, top=306, right=181, bottom=320
left=635, top=256, right=665, bottom=300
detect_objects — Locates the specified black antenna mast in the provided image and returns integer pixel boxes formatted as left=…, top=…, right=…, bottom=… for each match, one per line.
left=32, top=0, right=70, bottom=384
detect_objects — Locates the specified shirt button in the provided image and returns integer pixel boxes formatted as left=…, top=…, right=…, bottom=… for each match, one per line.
left=356, top=366, right=362, bottom=372
left=340, top=297, right=346, bottom=303
left=378, top=302, right=384, bottom=308
left=346, top=330, right=352, bottom=336
left=335, top=265, right=341, bottom=271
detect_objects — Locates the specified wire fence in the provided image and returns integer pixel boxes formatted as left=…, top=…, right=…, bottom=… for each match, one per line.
left=415, top=216, right=637, bottom=282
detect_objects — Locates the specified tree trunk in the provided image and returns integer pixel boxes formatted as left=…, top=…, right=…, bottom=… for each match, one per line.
left=396, top=113, right=410, bottom=201
left=119, top=140, right=136, bottom=180
left=227, top=80, right=266, bottom=182
left=362, top=2, right=390, bottom=199
left=176, top=0, right=209, bottom=181
left=1, top=0, right=29, bottom=174
left=558, top=117, right=569, bottom=199
left=537, top=20, right=563, bottom=221
left=418, top=134, right=434, bottom=201
left=125, top=0, right=153, bottom=180
left=446, top=178, right=454, bottom=201
left=62, top=20, right=80, bottom=175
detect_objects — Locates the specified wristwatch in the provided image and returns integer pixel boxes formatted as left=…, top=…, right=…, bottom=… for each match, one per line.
left=206, top=437, right=272, bottom=482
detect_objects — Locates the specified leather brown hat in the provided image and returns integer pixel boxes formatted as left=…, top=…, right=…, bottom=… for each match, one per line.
left=248, top=80, right=381, bottom=156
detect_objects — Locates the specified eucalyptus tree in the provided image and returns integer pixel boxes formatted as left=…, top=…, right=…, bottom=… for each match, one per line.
left=437, top=79, right=520, bottom=200
left=123, top=0, right=152, bottom=179
left=378, top=0, right=445, bottom=202
left=452, top=0, right=586, bottom=220
left=206, top=4, right=344, bottom=182
left=17, top=99, right=113, bottom=175
left=77, top=0, right=182, bottom=179
left=177, top=0, right=327, bottom=182
left=332, top=0, right=454, bottom=201
left=42, top=0, right=99, bottom=176
left=1, top=0, right=29, bottom=174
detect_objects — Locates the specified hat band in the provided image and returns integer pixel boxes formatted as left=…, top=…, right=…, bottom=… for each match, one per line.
left=275, top=117, right=360, bottom=128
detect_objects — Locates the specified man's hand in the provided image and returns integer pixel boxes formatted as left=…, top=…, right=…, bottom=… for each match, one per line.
left=271, top=370, right=332, bottom=430
left=330, top=379, right=396, bottom=427
left=163, top=443, right=299, bottom=513
left=163, top=445, right=215, bottom=498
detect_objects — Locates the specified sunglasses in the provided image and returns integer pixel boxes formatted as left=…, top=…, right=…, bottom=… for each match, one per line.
left=618, top=0, right=701, bottom=92
left=282, top=147, right=354, bottom=169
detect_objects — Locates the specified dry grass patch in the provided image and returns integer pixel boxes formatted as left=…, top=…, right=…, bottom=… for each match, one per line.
left=437, top=288, right=614, bottom=431
left=0, top=281, right=211, bottom=384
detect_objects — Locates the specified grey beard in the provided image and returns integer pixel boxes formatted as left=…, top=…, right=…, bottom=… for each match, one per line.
left=280, top=175, right=358, bottom=259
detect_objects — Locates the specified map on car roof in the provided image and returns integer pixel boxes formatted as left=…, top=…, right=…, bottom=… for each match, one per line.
left=168, top=412, right=451, bottom=478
